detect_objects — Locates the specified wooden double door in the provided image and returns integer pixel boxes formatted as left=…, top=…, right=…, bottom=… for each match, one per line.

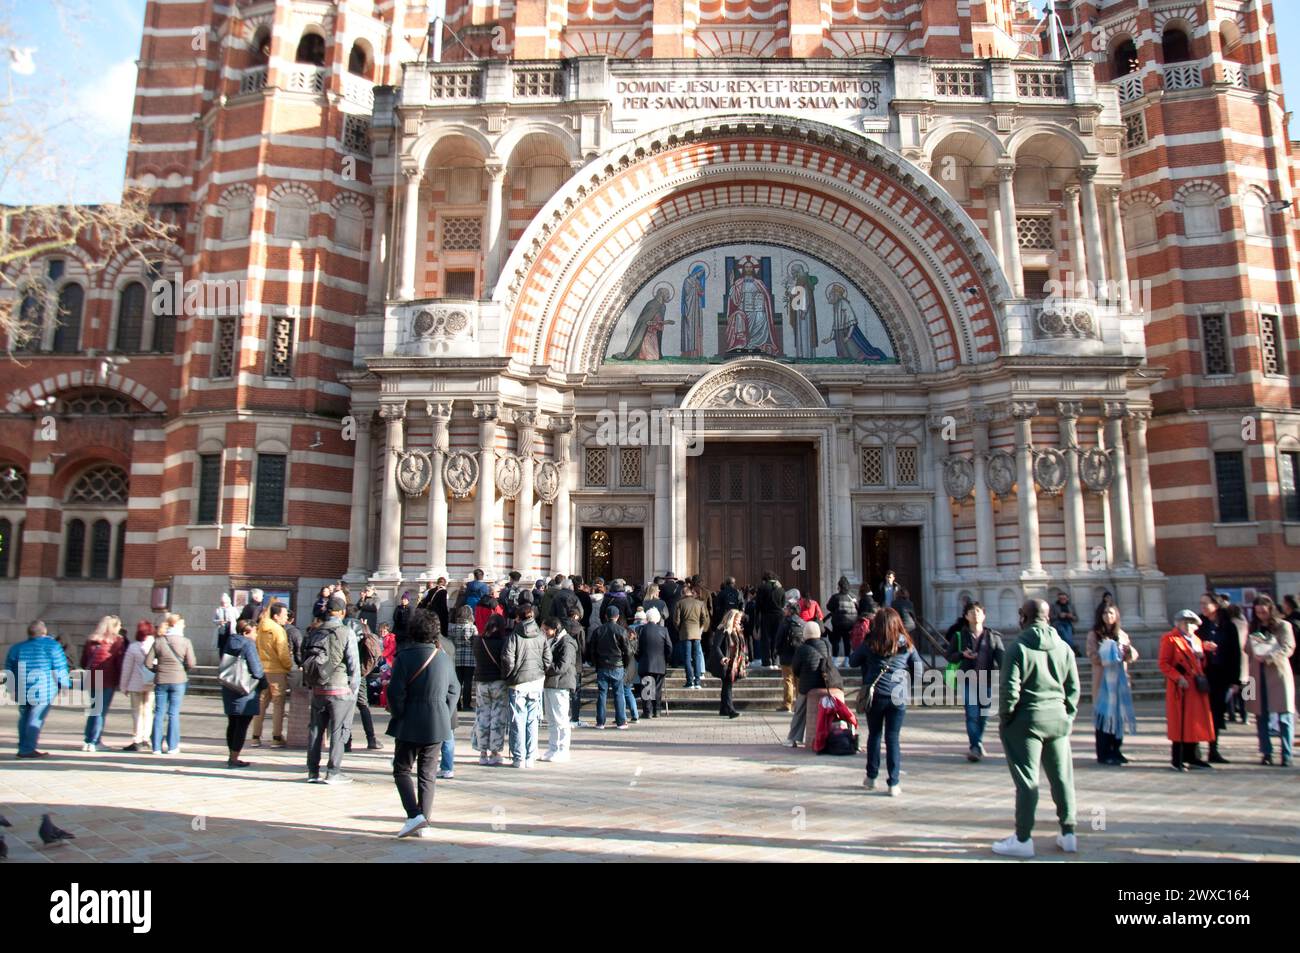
left=861, top=525, right=923, bottom=620
left=689, top=442, right=818, bottom=596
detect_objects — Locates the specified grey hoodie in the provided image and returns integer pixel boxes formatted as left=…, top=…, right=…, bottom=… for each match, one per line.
left=502, top=619, right=554, bottom=689
left=999, top=621, right=1080, bottom=727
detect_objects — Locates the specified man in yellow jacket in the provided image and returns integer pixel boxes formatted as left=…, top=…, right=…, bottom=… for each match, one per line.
left=252, top=602, right=294, bottom=747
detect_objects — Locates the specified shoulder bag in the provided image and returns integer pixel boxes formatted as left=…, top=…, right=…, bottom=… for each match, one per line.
left=855, top=655, right=891, bottom=714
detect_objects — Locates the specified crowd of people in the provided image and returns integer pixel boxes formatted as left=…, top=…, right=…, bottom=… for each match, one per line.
left=3, top=568, right=1295, bottom=852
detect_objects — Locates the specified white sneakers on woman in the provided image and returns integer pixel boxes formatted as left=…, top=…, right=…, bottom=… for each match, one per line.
left=397, top=814, right=427, bottom=838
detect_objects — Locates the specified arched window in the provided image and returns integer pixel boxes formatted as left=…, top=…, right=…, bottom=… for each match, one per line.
left=114, top=281, right=147, bottom=352
left=151, top=278, right=176, bottom=353
left=52, top=284, right=84, bottom=353
left=1183, top=193, right=1222, bottom=238
left=64, top=519, right=86, bottom=578
left=1112, top=39, right=1139, bottom=77
left=68, top=465, right=130, bottom=505
left=14, top=288, right=44, bottom=352
left=1244, top=192, right=1271, bottom=238
left=1162, top=28, right=1192, bottom=64
left=295, top=32, right=326, bottom=67
left=251, top=27, right=271, bottom=66
left=347, top=42, right=369, bottom=77
left=90, top=518, right=113, bottom=579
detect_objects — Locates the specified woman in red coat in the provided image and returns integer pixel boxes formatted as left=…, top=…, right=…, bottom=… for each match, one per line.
left=1159, top=609, right=1216, bottom=771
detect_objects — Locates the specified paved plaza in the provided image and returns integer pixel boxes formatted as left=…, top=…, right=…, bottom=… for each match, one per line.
left=1, top=698, right=1296, bottom=863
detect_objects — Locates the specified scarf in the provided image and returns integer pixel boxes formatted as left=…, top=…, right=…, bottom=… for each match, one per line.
left=1094, top=637, right=1136, bottom=737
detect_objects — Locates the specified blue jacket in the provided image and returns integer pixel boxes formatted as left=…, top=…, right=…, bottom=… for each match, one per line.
left=220, top=631, right=267, bottom=718
left=5, top=636, right=71, bottom=706
left=850, top=637, right=922, bottom=707
left=464, top=580, right=490, bottom=610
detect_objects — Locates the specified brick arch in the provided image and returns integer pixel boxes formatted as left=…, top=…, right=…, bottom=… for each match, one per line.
left=51, top=453, right=132, bottom=502
left=499, top=115, right=1010, bottom=372
left=4, top=370, right=167, bottom=414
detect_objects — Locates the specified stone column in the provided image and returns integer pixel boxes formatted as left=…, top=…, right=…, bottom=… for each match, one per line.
left=834, top=417, right=855, bottom=582
left=1012, top=401, right=1044, bottom=576
left=1058, top=400, right=1088, bottom=573
left=474, top=402, right=498, bottom=575
left=987, top=198, right=1005, bottom=273
left=398, top=166, right=421, bottom=301
left=1079, top=166, right=1109, bottom=292
left=1107, top=186, right=1133, bottom=312
left=670, top=424, right=689, bottom=574
left=1064, top=184, right=1090, bottom=297
left=425, top=401, right=452, bottom=579
left=1104, top=402, right=1135, bottom=568
left=550, top=416, right=574, bottom=573
left=1127, top=410, right=1157, bottom=570
left=366, top=187, right=388, bottom=307
left=484, top=160, right=507, bottom=292
left=929, top=416, right=956, bottom=578
left=972, top=409, right=996, bottom=571
left=651, top=391, right=675, bottom=574
left=375, top=402, right=406, bottom=579
left=998, top=164, right=1025, bottom=296
left=512, top=409, right=537, bottom=577
left=344, top=409, right=375, bottom=582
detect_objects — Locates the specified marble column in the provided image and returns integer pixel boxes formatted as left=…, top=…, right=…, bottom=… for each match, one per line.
left=1079, top=166, right=1109, bottom=293
left=972, top=410, right=997, bottom=571
left=651, top=392, right=675, bottom=575
left=512, top=409, right=537, bottom=577
left=929, top=416, right=956, bottom=578
left=366, top=187, right=388, bottom=307
left=1012, top=401, right=1044, bottom=576
left=1104, top=402, right=1135, bottom=568
left=398, top=166, right=421, bottom=300
left=484, top=160, right=507, bottom=292
left=1127, top=410, right=1157, bottom=570
left=987, top=199, right=1005, bottom=275
left=1107, top=186, right=1133, bottom=312
left=670, top=425, right=689, bottom=574
left=375, top=402, right=406, bottom=579
left=834, top=417, right=855, bottom=582
left=1058, top=401, right=1088, bottom=573
left=997, top=164, right=1025, bottom=296
left=474, top=402, right=498, bottom=575
left=344, top=409, right=375, bottom=582
left=550, top=416, right=574, bottom=573
left=1064, top=184, right=1090, bottom=298
left=425, top=401, right=452, bottom=579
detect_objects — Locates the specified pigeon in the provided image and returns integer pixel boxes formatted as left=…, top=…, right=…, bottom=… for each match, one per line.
left=38, top=814, right=74, bottom=847
left=0, top=814, right=10, bottom=827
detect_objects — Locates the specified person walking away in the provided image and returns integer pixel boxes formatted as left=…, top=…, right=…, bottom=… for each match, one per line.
left=756, top=572, right=785, bottom=669
left=1199, top=593, right=1248, bottom=762
left=252, top=601, right=293, bottom=748
left=1087, top=604, right=1138, bottom=765
left=776, top=597, right=807, bottom=713
left=303, top=594, right=360, bottom=783
left=713, top=577, right=744, bottom=633
left=851, top=608, right=921, bottom=795
left=826, top=577, right=857, bottom=668
left=642, top=584, right=670, bottom=631
left=563, top=607, right=589, bottom=725
left=1246, top=596, right=1295, bottom=766
left=946, top=601, right=1005, bottom=762
left=673, top=583, right=710, bottom=689
left=345, top=609, right=384, bottom=752
left=80, top=615, right=125, bottom=752
left=238, top=588, right=264, bottom=625
left=892, top=588, right=917, bottom=635
left=5, top=620, right=71, bottom=758
left=448, top=606, right=477, bottom=712
left=220, top=619, right=267, bottom=767
left=623, top=613, right=641, bottom=723
left=783, top=620, right=830, bottom=747
left=502, top=602, right=552, bottom=768
left=471, top=615, right=510, bottom=765
left=1050, top=591, right=1079, bottom=656
left=637, top=607, right=674, bottom=718
left=541, top=617, right=577, bottom=761
left=588, top=605, right=631, bottom=729
left=387, top=611, right=459, bottom=838
left=1158, top=609, right=1217, bottom=771
left=213, top=594, right=239, bottom=656
left=464, top=569, right=490, bottom=610
left=145, top=613, right=196, bottom=756
left=992, top=599, right=1080, bottom=858
left=119, top=621, right=156, bottom=751
left=715, top=609, right=748, bottom=718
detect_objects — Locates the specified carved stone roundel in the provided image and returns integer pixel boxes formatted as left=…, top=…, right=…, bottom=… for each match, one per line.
left=1033, top=448, right=1068, bottom=494
left=535, top=460, right=560, bottom=504
left=443, top=450, right=479, bottom=500
left=943, top=456, right=975, bottom=500
left=396, top=450, right=433, bottom=498
left=986, top=450, right=1017, bottom=497
left=1080, top=447, right=1115, bottom=492
left=496, top=454, right=524, bottom=500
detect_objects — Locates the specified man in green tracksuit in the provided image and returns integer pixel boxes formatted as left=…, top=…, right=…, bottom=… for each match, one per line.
left=992, top=598, right=1080, bottom=859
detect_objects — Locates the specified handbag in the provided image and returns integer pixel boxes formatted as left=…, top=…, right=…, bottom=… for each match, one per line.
left=218, top=650, right=257, bottom=696
left=855, top=658, right=890, bottom=714
left=1193, top=674, right=1210, bottom=694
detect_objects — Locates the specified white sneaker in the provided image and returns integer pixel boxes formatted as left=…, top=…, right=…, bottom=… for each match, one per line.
left=81, top=743, right=93, bottom=752
left=524, top=759, right=536, bottom=769
left=782, top=739, right=801, bottom=748
left=1056, top=833, right=1078, bottom=853
left=415, top=827, right=435, bottom=839
left=436, top=769, right=454, bottom=779
left=991, top=835, right=1034, bottom=858
left=539, top=751, right=556, bottom=762
left=397, top=814, right=427, bottom=838
left=888, top=784, right=902, bottom=798
left=863, top=776, right=876, bottom=790
left=170, top=746, right=182, bottom=755
left=323, top=773, right=353, bottom=785
left=551, top=750, right=570, bottom=763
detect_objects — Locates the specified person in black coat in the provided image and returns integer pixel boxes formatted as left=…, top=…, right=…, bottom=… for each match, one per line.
left=357, top=585, right=380, bottom=634
left=220, top=619, right=267, bottom=768
left=572, top=577, right=593, bottom=630
left=660, top=573, right=683, bottom=643
left=387, top=616, right=460, bottom=838
left=756, top=572, right=786, bottom=668
left=392, top=592, right=413, bottom=643
left=825, top=576, right=859, bottom=665
left=783, top=622, right=830, bottom=747
left=713, top=577, right=744, bottom=630
left=636, top=609, right=674, bottom=718
left=561, top=607, right=588, bottom=725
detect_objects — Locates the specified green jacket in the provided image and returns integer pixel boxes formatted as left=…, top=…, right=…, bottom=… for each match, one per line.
left=999, top=621, right=1080, bottom=728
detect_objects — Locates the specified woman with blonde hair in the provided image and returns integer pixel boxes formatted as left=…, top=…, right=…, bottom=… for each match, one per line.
left=714, top=608, right=748, bottom=719
left=80, top=615, right=125, bottom=752
left=145, top=612, right=196, bottom=755
left=119, top=621, right=156, bottom=751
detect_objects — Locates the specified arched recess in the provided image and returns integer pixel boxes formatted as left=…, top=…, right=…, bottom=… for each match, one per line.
left=681, top=359, right=828, bottom=410
left=3, top=371, right=167, bottom=415
left=498, top=115, right=1012, bottom=375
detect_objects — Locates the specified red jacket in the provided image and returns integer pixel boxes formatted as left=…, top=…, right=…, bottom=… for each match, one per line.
left=1158, top=630, right=1216, bottom=743
left=81, top=636, right=125, bottom=688
left=474, top=604, right=503, bottom=634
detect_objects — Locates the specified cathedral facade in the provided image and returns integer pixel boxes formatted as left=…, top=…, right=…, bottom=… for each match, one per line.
left=2, top=0, right=1297, bottom=654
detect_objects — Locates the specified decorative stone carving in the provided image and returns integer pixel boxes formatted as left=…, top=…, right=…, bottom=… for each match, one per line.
left=943, top=456, right=975, bottom=500
left=496, top=454, right=524, bottom=500
left=858, top=417, right=925, bottom=446
left=682, top=359, right=826, bottom=411
left=577, top=504, right=648, bottom=524
left=715, top=382, right=781, bottom=408
left=443, top=450, right=479, bottom=500
left=395, top=450, right=433, bottom=497
left=1011, top=400, right=1039, bottom=421
left=857, top=503, right=926, bottom=525
left=986, top=450, right=1017, bottom=496
left=1033, top=448, right=1068, bottom=494
left=1034, top=300, right=1099, bottom=340
left=1080, top=448, right=1115, bottom=492
left=535, top=460, right=560, bottom=504
left=412, top=307, right=472, bottom=340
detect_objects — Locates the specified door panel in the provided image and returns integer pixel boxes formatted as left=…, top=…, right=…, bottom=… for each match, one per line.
left=861, top=525, right=923, bottom=620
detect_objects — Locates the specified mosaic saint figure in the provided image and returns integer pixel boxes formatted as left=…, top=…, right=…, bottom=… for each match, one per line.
left=787, top=262, right=819, bottom=359
left=680, top=263, right=707, bottom=358
left=822, top=282, right=888, bottom=362
left=723, top=256, right=779, bottom=356
left=615, top=285, right=674, bottom=360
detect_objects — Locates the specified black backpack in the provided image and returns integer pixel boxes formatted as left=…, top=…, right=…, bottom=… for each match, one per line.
left=822, top=718, right=859, bottom=756
left=300, top=627, right=333, bottom=689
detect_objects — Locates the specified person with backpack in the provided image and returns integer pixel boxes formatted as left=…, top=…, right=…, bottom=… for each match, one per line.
left=500, top=571, right=524, bottom=615
left=502, top=602, right=553, bottom=768
left=302, top=593, right=360, bottom=784
left=945, top=601, right=1006, bottom=763
left=783, top=620, right=830, bottom=747
left=825, top=577, right=857, bottom=668
left=541, top=616, right=577, bottom=762
left=448, top=605, right=478, bottom=712
left=472, top=615, right=510, bottom=765
left=775, top=596, right=806, bottom=713
left=474, top=593, right=505, bottom=635
left=849, top=604, right=873, bottom=655
left=637, top=607, right=674, bottom=718
left=345, top=610, right=385, bottom=753
left=145, top=613, right=196, bottom=756
left=712, top=608, right=747, bottom=719
left=386, top=607, right=460, bottom=838
left=251, top=602, right=293, bottom=749
left=219, top=619, right=267, bottom=768
left=852, top=608, right=921, bottom=795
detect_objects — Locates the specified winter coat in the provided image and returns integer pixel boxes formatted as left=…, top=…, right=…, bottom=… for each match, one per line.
left=119, top=638, right=155, bottom=694
left=544, top=633, right=578, bottom=692
left=81, top=635, right=126, bottom=688
left=777, top=615, right=806, bottom=666
left=791, top=636, right=832, bottom=695
left=473, top=631, right=508, bottom=682
left=501, top=620, right=553, bottom=687
left=1246, top=617, right=1296, bottom=716
left=673, top=597, right=710, bottom=641
left=1158, top=629, right=1216, bottom=742
left=255, top=616, right=293, bottom=676
left=827, top=592, right=858, bottom=634
left=636, top=623, right=674, bottom=676
left=145, top=632, right=196, bottom=685
left=1202, top=611, right=1247, bottom=684
left=947, top=625, right=1007, bottom=675
left=587, top=622, right=630, bottom=670
left=1086, top=628, right=1137, bottom=705
left=852, top=637, right=922, bottom=706
left=220, top=630, right=267, bottom=718
left=386, top=644, right=459, bottom=746
left=392, top=604, right=412, bottom=639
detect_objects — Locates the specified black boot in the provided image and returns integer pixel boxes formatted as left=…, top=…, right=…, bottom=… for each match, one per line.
left=1186, top=743, right=1212, bottom=769
left=1208, top=741, right=1230, bottom=764
left=1171, top=742, right=1186, bottom=771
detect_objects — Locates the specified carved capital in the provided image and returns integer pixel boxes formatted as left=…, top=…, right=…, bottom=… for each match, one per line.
left=996, top=163, right=1017, bottom=183
left=1011, top=401, right=1040, bottom=421
left=1064, top=184, right=1081, bottom=199
left=1079, top=164, right=1099, bottom=182
left=426, top=401, right=453, bottom=422
left=379, top=401, right=406, bottom=421
left=484, top=159, right=505, bottom=180
left=1103, top=400, right=1129, bottom=420
left=1056, top=400, right=1084, bottom=420
left=548, top=414, right=575, bottom=436
left=512, top=408, right=538, bottom=431
left=473, top=402, right=498, bottom=422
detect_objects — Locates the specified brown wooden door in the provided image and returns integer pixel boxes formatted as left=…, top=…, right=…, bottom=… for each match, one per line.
left=583, top=528, right=644, bottom=584
left=690, top=443, right=818, bottom=595
left=861, top=526, right=923, bottom=619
